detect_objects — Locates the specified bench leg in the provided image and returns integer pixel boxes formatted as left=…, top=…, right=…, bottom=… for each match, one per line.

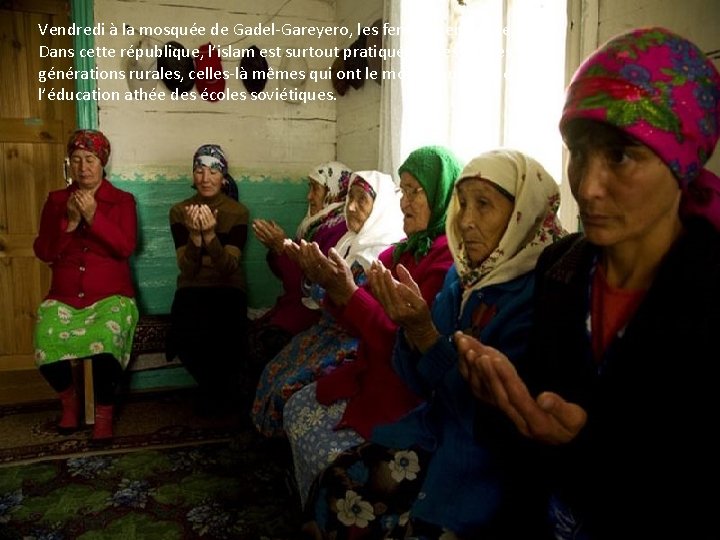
left=83, top=359, right=95, bottom=425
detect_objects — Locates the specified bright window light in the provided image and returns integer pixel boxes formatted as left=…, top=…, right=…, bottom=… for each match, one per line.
left=399, top=0, right=567, bottom=184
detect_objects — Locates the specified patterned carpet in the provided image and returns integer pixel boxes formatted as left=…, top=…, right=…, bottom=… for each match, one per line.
left=0, top=393, right=304, bottom=539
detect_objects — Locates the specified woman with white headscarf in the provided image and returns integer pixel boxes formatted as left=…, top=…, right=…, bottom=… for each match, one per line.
left=249, top=162, right=352, bottom=377
left=303, top=149, right=566, bottom=539
left=252, top=170, right=404, bottom=437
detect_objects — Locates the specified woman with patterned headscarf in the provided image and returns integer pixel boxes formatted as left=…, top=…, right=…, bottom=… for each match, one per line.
left=33, top=129, right=139, bottom=443
left=283, top=146, right=462, bottom=505
left=456, top=28, right=720, bottom=539
left=248, top=162, right=352, bottom=380
left=302, top=149, right=565, bottom=538
left=166, top=144, right=249, bottom=415
left=252, top=169, right=406, bottom=437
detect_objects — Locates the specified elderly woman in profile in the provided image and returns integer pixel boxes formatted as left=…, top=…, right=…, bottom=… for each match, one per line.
left=33, top=129, right=138, bottom=442
left=283, top=145, right=462, bottom=505
left=248, top=162, right=351, bottom=375
left=252, top=170, right=405, bottom=437
left=167, top=144, right=249, bottom=415
left=302, top=149, right=565, bottom=539
left=456, top=27, right=720, bottom=539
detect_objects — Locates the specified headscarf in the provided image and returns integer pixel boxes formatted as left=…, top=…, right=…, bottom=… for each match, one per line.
left=393, top=145, right=463, bottom=263
left=334, top=171, right=405, bottom=270
left=560, top=27, right=720, bottom=230
left=295, top=161, right=352, bottom=241
left=192, top=144, right=239, bottom=201
left=67, top=129, right=111, bottom=166
left=446, top=149, right=566, bottom=309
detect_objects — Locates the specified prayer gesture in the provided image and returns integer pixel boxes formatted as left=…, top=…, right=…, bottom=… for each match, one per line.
left=368, top=260, right=439, bottom=351
left=455, top=332, right=587, bottom=445
left=252, top=219, right=287, bottom=254
left=297, top=240, right=357, bottom=306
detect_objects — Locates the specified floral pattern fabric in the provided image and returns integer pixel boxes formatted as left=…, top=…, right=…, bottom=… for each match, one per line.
left=34, top=295, right=139, bottom=369
left=283, top=382, right=364, bottom=506
left=251, top=295, right=361, bottom=439
left=303, top=442, right=461, bottom=539
left=560, top=26, right=720, bottom=229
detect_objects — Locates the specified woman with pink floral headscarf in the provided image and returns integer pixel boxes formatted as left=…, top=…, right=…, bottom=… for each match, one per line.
left=457, top=27, right=720, bottom=539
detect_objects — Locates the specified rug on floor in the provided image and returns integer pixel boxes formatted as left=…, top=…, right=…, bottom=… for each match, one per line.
left=0, top=432, right=304, bottom=540
left=0, top=392, right=244, bottom=466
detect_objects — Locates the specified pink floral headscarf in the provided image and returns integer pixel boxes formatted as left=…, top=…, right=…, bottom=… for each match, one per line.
left=560, top=27, right=720, bottom=230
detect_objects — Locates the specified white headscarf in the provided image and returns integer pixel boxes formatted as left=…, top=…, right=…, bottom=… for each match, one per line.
left=295, top=161, right=353, bottom=240
left=445, top=149, right=566, bottom=309
left=334, top=170, right=405, bottom=270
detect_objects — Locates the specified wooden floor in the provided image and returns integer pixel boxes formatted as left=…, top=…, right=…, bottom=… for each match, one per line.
left=0, top=370, right=55, bottom=405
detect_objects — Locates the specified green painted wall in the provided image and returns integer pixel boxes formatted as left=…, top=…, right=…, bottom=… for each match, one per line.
left=111, top=175, right=308, bottom=315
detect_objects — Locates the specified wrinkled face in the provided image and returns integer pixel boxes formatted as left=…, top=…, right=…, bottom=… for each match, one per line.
left=566, top=124, right=681, bottom=248
left=307, top=179, right=328, bottom=216
left=399, top=172, right=431, bottom=235
left=456, top=178, right=514, bottom=267
left=69, top=149, right=103, bottom=191
left=345, top=184, right=375, bottom=233
left=193, top=165, right=224, bottom=198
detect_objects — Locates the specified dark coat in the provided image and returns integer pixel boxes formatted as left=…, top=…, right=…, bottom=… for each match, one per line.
left=526, top=219, right=720, bottom=539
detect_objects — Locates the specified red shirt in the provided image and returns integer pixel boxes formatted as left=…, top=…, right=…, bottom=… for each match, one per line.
left=33, top=179, right=137, bottom=308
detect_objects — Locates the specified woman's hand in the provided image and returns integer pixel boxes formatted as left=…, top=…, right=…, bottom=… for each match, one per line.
left=253, top=219, right=287, bottom=254
left=456, top=332, right=587, bottom=445
left=297, top=240, right=357, bottom=306
left=368, top=261, right=439, bottom=351
left=72, top=190, right=97, bottom=225
left=197, top=204, right=217, bottom=243
left=183, top=205, right=202, bottom=246
left=66, top=196, right=81, bottom=232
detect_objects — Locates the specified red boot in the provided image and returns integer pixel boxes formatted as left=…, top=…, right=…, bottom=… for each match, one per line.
left=92, top=404, right=114, bottom=443
left=57, top=386, right=79, bottom=434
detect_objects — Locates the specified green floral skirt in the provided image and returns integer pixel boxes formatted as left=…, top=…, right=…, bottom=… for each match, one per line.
left=34, top=296, right=139, bottom=369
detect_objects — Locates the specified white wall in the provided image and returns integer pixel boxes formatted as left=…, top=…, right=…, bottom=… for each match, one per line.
left=94, top=0, right=338, bottom=181
left=334, top=0, right=383, bottom=171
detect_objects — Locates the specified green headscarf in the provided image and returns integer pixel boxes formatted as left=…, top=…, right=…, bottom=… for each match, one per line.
left=393, top=145, right=463, bottom=263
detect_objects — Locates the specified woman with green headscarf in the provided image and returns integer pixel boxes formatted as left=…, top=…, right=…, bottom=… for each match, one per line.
left=283, top=146, right=462, bottom=504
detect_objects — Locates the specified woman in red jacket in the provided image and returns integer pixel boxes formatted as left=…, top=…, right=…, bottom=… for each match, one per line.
left=33, top=129, right=138, bottom=443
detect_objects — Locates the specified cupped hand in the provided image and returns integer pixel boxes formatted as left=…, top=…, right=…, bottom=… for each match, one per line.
left=66, top=196, right=81, bottom=228
left=297, top=241, right=357, bottom=305
left=196, top=204, right=217, bottom=233
left=368, top=261, right=438, bottom=350
left=455, top=332, right=587, bottom=445
left=72, top=190, right=97, bottom=224
left=253, top=219, right=287, bottom=253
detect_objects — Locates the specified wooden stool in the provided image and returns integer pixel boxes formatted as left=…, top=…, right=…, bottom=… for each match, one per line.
left=83, top=359, right=94, bottom=425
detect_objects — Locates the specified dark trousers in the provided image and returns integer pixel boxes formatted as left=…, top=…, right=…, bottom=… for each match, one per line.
left=39, top=353, right=123, bottom=405
left=168, top=286, right=248, bottom=403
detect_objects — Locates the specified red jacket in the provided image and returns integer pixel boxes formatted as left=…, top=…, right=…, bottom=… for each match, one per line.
left=316, top=235, right=453, bottom=439
left=33, top=179, right=137, bottom=308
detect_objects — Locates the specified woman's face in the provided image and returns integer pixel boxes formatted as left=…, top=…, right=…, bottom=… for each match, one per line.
left=399, top=172, right=431, bottom=235
left=69, top=149, right=103, bottom=191
left=307, top=179, right=328, bottom=216
left=193, top=165, right=224, bottom=198
left=345, top=183, right=375, bottom=233
left=456, top=178, right=514, bottom=267
left=567, top=137, right=681, bottom=248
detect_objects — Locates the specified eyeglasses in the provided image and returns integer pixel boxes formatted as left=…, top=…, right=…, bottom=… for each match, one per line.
left=398, top=185, right=424, bottom=201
